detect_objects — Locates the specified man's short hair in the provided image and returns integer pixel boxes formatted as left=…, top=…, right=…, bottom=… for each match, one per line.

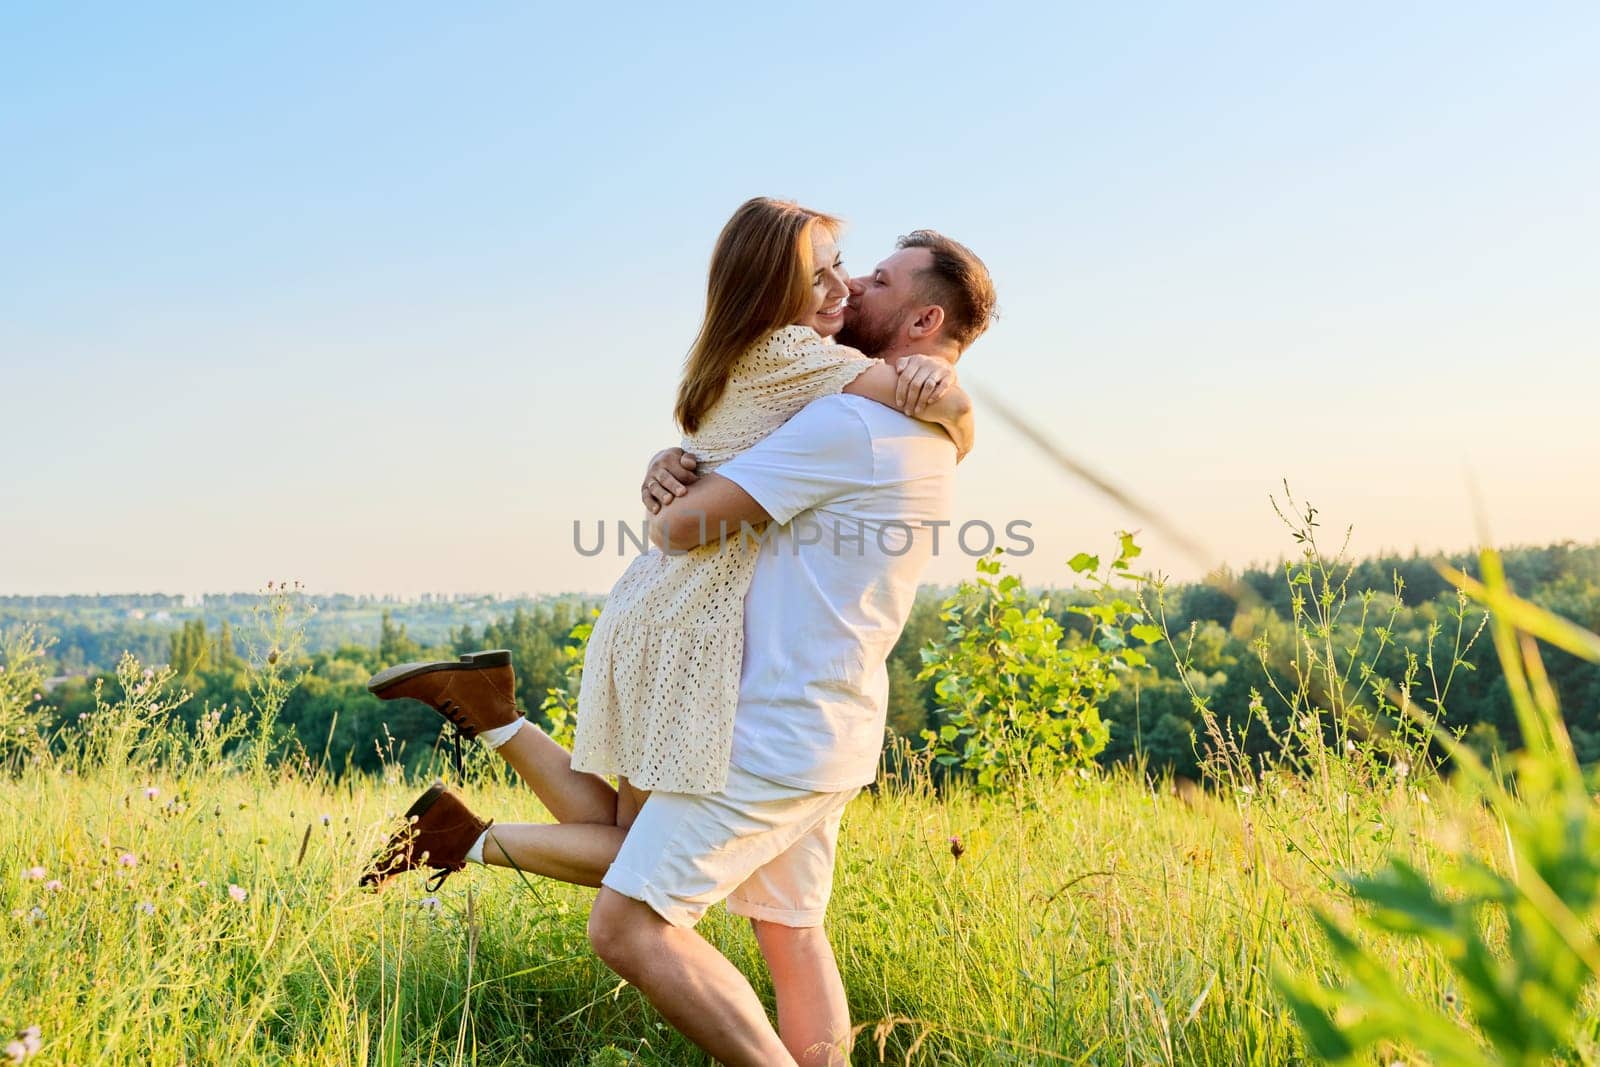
left=896, top=230, right=998, bottom=350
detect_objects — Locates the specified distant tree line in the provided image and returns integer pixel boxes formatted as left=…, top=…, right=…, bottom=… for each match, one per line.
left=23, top=542, right=1600, bottom=779
left=1, top=592, right=598, bottom=677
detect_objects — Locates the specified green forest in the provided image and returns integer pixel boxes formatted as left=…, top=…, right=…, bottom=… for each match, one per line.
left=8, top=540, right=1599, bottom=779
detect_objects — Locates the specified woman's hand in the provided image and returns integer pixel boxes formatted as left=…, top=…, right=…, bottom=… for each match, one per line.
left=641, top=448, right=699, bottom=513
left=893, top=354, right=958, bottom=417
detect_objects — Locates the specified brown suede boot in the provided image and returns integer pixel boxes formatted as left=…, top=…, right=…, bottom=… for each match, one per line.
left=367, top=649, right=520, bottom=740
left=359, top=781, right=492, bottom=891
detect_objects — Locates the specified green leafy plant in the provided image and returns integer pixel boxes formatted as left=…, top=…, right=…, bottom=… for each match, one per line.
left=917, top=534, right=1153, bottom=792
left=539, top=610, right=597, bottom=748
left=1141, top=488, right=1487, bottom=879
left=0, top=624, right=53, bottom=769
left=1277, top=547, right=1600, bottom=1065
left=243, top=580, right=313, bottom=775
left=74, top=653, right=191, bottom=771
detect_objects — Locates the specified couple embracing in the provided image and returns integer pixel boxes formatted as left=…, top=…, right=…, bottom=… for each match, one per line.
left=360, top=197, right=996, bottom=1066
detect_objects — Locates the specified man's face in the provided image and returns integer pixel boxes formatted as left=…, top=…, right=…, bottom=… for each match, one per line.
left=837, top=247, right=934, bottom=356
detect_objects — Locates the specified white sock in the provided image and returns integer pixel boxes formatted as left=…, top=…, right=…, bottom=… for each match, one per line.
left=465, top=829, right=489, bottom=865
left=478, top=716, right=526, bottom=751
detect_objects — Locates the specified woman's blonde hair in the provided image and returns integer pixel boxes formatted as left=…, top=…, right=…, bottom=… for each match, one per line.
left=674, top=197, right=841, bottom=433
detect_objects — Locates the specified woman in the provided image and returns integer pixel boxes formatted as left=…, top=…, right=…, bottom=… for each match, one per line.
left=568, top=196, right=973, bottom=824
left=362, top=197, right=974, bottom=895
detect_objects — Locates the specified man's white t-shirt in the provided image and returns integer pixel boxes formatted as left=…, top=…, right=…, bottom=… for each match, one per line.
left=713, top=394, right=957, bottom=792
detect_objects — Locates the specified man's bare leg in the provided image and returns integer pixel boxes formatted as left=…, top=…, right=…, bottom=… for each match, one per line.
left=752, top=920, right=852, bottom=1067
left=493, top=722, right=619, bottom=825
left=479, top=822, right=626, bottom=887
left=587, top=888, right=798, bottom=1067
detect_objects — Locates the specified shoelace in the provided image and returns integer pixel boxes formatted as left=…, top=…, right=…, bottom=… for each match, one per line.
left=422, top=816, right=493, bottom=892
left=439, top=699, right=474, bottom=779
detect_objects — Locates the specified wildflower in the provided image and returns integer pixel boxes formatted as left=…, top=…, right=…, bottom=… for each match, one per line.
left=196, top=880, right=209, bottom=888
left=1394, top=760, right=1410, bottom=780
left=320, top=814, right=331, bottom=826
left=26, top=907, right=44, bottom=925
left=142, top=668, right=154, bottom=681
left=118, top=852, right=137, bottom=868
left=18, top=1028, right=40, bottom=1056
left=43, top=881, right=62, bottom=893
left=418, top=896, right=442, bottom=914
left=5, top=1040, right=26, bottom=1065
left=144, top=786, right=159, bottom=801
left=138, top=902, right=155, bottom=915
left=228, top=884, right=248, bottom=903
left=22, top=866, right=45, bottom=881
left=949, top=834, right=965, bottom=861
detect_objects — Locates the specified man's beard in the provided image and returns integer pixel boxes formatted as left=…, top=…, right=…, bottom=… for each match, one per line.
left=836, top=309, right=897, bottom=356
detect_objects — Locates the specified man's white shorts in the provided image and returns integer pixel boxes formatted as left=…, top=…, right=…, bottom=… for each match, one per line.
left=600, top=762, right=859, bottom=929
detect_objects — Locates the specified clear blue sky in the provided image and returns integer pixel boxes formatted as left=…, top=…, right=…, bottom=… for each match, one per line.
left=2, top=2, right=1597, bottom=596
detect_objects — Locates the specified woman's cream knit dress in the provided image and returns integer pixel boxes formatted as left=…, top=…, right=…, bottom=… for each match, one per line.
left=570, top=326, right=871, bottom=793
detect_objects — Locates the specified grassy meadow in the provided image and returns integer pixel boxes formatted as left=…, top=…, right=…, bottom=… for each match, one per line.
left=0, top=731, right=1514, bottom=1065
left=7, top=525, right=1600, bottom=1065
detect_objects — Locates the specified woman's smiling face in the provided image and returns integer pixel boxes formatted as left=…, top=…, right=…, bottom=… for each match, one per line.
left=795, top=227, right=849, bottom=338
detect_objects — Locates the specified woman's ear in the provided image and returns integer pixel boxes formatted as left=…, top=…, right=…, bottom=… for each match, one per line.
left=907, top=305, right=946, bottom=341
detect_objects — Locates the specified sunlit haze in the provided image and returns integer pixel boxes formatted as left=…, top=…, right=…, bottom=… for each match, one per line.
left=3, top=4, right=1597, bottom=597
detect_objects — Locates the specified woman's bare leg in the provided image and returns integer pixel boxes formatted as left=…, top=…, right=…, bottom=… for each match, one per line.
left=480, top=822, right=627, bottom=887
left=617, top=777, right=651, bottom=831
left=485, top=720, right=650, bottom=829
left=494, top=723, right=620, bottom=825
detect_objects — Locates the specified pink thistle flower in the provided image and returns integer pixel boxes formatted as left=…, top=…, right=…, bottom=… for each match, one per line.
left=43, top=881, right=62, bottom=893
left=138, top=902, right=155, bottom=915
left=949, top=834, right=966, bottom=861
left=22, top=867, right=45, bottom=881
left=118, top=852, right=137, bottom=868
left=228, top=884, right=248, bottom=903
left=144, top=787, right=159, bottom=801
left=5, top=1025, right=40, bottom=1064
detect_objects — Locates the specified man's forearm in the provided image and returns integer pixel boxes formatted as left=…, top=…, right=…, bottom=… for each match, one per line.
left=647, top=474, right=770, bottom=552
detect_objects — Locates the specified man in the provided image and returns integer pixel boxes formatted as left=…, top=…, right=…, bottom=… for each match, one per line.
left=361, top=230, right=997, bottom=1067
